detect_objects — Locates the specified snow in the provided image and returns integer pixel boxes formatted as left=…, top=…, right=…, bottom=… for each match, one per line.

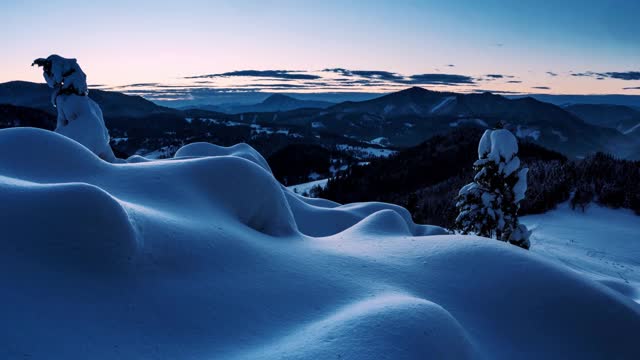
left=461, top=129, right=530, bottom=248
left=110, top=137, right=128, bottom=144
left=551, top=129, right=569, bottom=142
left=336, top=144, right=397, bottom=159
left=522, top=202, right=640, bottom=304
left=513, top=167, right=528, bottom=202
left=449, top=118, right=488, bottom=128
left=515, top=126, right=541, bottom=141
left=368, top=136, right=389, bottom=146
left=287, top=178, right=329, bottom=195
left=478, top=129, right=519, bottom=161
left=623, top=122, right=640, bottom=135
left=33, top=55, right=88, bottom=97
left=430, top=96, right=455, bottom=114
left=1, top=127, right=639, bottom=359
left=32, top=55, right=116, bottom=162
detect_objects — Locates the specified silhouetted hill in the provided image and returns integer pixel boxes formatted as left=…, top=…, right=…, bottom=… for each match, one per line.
left=0, top=104, right=55, bottom=130
left=0, top=81, right=178, bottom=118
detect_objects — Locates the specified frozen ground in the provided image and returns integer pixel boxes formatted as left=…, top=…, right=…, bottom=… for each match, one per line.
left=1, top=127, right=639, bottom=359
left=522, top=202, right=640, bottom=304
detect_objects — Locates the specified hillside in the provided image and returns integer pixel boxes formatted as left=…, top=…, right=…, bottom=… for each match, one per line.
left=318, top=129, right=640, bottom=228
left=1, top=127, right=639, bottom=359
left=565, top=104, right=640, bottom=134
left=0, top=103, right=55, bottom=130
left=0, top=81, right=178, bottom=118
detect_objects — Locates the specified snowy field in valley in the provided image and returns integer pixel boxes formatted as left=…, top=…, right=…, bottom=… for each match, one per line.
left=1, top=127, right=639, bottom=359
left=522, top=203, right=640, bottom=304
left=287, top=178, right=329, bottom=195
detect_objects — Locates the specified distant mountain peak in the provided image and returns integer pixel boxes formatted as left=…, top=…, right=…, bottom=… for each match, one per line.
left=262, top=93, right=295, bottom=104
left=398, top=86, right=431, bottom=95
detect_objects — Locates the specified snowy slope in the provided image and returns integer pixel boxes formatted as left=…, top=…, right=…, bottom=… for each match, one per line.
left=1, top=127, right=640, bottom=359
left=287, top=178, right=329, bottom=194
left=522, top=203, right=640, bottom=304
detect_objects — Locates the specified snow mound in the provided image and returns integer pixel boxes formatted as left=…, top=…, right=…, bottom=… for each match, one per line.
left=236, top=293, right=476, bottom=360
left=2, top=127, right=640, bottom=359
left=175, top=141, right=272, bottom=173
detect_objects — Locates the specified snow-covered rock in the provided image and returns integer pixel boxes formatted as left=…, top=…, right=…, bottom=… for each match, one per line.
left=32, top=55, right=116, bottom=162
left=1, top=127, right=639, bottom=359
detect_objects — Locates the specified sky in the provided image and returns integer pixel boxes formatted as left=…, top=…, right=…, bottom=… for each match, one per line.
left=1, top=0, right=639, bottom=101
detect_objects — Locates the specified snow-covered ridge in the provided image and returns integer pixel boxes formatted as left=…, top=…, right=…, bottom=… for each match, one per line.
left=1, top=127, right=639, bottom=359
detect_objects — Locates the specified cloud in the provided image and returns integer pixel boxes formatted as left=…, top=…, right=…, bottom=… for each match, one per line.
left=604, top=71, right=640, bottom=80
left=531, top=86, right=551, bottom=90
left=546, top=71, right=558, bottom=77
left=473, top=89, right=523, bottom=94
left=405, top=73, right=475, bottom=85
left=323, top=68, right=405, bottom=82
left=185, top=70, right=321, bottom=80
left=324, top=68, right=477, bottom=86
left=623, top=86, right=640, bottom=90
left=507, top=80, right=522, bottom=84
left=480, top=74, right=516, bottom=81
left=572, top=70, right=640, bottom=81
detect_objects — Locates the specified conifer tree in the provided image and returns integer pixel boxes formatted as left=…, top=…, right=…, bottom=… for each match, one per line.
left=455, top=127, right=531, bottom=249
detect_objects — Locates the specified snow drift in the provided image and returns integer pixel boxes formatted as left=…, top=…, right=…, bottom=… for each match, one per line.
left=1, top=127, right=639, bottom=359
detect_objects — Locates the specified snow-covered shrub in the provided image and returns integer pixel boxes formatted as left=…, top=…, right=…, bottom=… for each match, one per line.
left=455, top=128, right=531, bottom=249
left=32, top=55, right=117, bottom=162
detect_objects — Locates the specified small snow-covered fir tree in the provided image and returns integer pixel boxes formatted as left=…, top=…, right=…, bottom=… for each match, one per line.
left=32, top=55, right=117, bottom=162
left=455, top=127, right=531, bottom=249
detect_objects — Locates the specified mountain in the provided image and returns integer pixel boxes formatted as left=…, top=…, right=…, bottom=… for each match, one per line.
left=0, top=81, right=178, bottom=118
left=510, top=94, right=640, bottom=108
left=0, top=104, right=55, bottom=130
left=565, top=104, right=640, bottom=134
left=188, top=94, right=334, bottom=114
left=2, top=82, right=638, bottom=160
left=282, top=87, right=637, bottom=159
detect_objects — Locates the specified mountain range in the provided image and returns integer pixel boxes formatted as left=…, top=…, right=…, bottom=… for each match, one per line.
left=1, top=81, right=639, bottom=160
left=182, top=94, right=334, bottom=114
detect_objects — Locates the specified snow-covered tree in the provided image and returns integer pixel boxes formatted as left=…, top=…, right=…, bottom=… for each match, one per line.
left=32, top=55, right=117, bottom=162
left=455, top=128, right=531, bottom=249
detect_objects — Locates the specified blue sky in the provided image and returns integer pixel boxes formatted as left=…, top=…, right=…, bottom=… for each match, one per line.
left=1, top=0, right=639, bottom=97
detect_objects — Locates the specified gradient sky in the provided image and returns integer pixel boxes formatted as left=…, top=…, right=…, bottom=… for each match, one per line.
left=1, top=0, right=639, bottom=98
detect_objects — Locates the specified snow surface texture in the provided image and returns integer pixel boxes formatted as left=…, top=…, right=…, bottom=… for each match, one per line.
left=522, top=202, right=640, bottom=305
left=32, top=55, right=116, bottom=162
left=1, top=127, right=640, bottom=359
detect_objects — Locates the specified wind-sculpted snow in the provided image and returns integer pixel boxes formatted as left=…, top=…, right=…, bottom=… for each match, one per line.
left=1, top=127, right=640, bottom=359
